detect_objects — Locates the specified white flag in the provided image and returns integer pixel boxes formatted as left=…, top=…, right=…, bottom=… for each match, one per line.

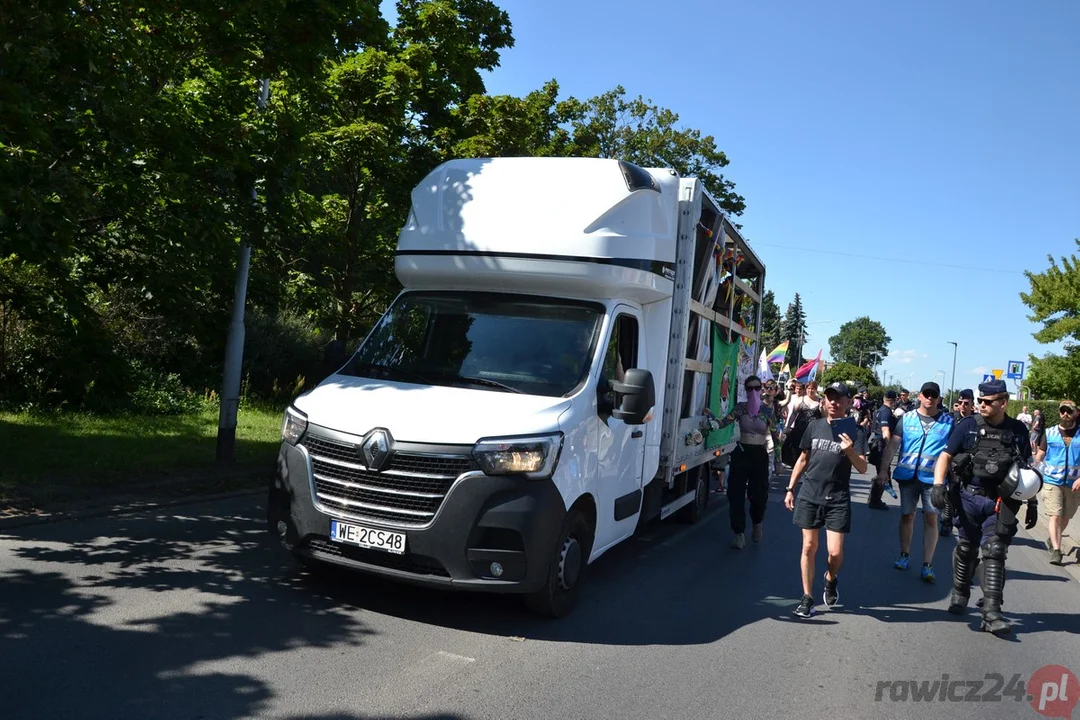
left=758, top=351, right=775, bottom=381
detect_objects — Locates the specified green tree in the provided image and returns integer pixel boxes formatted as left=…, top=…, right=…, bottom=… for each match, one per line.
left=0, top=0, right=383, bottom=405
left=760, top=290, right=783, bottom=353
left=782, top=293, right=808, bottom=365
left=272, top=0, right=515, bottom=342
left=1025, top=349, right=1080, bottom=401
left=828, top=316, right=891, bottom=367
left=820, top=362, right=878, bottom=389
left=1019, top=239, right=1080, bottom=403
left=559, top=87, right=746, bottom=215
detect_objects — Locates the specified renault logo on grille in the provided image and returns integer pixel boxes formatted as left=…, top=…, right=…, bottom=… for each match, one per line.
left=361, top=429, right=392, bottom=471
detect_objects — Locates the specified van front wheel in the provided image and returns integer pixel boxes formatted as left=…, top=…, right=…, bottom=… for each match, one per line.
left=525, top=507, right=593, bottom=618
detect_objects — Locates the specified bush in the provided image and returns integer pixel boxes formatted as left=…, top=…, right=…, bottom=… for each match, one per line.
left=241, top=308, right=328, bottom=403
left=127, top=360, right=207, bottom=415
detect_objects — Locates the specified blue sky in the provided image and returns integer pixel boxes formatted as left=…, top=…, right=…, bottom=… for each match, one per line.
left=389, top=0, right=1080, bottom=394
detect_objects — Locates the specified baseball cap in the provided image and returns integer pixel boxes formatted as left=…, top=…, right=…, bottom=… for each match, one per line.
left=958, top=389, right=974, bottom=400
left=885, top=390, right=898, bottom=400
left=978, top=379, right=1008, bottom=396
left=825, top=381, right=852, bottom=398
left=1060, top=400, right=1077, bottom=413
left=920, top=381, right=941, bottom=396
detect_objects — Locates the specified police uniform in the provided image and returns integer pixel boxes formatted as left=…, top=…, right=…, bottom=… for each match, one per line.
left=944, top=380, right=1035, bottom=636
left=941, top=388, right=976, bottom=535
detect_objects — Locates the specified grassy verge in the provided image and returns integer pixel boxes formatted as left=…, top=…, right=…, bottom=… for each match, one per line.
left=1, top=404, right=284, bottom=494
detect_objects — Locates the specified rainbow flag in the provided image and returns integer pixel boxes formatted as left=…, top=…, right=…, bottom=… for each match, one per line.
left=795, top=350, right=822, bottom=383
left=766, top=341, right=789, bottom=365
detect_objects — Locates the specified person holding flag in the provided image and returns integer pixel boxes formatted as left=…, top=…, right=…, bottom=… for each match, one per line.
left=781, top=351, right=823, bottom=465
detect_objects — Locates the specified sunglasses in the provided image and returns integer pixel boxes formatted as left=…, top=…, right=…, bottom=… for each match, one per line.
left=978, top=396, right=1004, bottom=406
left=1061, top=408, right=1075, bottom=415
left=923, top=391, right=939, bottom=400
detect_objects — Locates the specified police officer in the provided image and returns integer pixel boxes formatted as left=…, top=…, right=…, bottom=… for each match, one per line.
left=940, top=389, right=976, bottom=537
left=931, top=379, right=1038, bottom=636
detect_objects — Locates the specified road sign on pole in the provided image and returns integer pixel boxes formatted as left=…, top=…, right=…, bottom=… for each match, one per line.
left=1006, top=360, right=1025, bottom=380
left=983, top=374, right=996, bottom=383
left=992, top=368, right=1003, bottom=380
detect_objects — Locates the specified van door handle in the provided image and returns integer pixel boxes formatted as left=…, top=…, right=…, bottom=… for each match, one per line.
left=631, top=430, right=643, bottom=438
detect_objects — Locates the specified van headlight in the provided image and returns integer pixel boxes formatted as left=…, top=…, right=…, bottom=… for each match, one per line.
left=281, top=406, right=308, bottom=445
left=473, top=434, right=563, bottom=480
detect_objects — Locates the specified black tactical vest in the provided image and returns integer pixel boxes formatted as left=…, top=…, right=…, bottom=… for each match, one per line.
left=971, top=415, right=1020, bottom=482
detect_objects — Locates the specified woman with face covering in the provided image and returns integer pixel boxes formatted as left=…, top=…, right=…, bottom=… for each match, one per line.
left=715, top=375, right=780, bottom=549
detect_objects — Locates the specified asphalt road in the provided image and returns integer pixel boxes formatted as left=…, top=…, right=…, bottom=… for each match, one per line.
left=2, top=474, right=1079, bottom=720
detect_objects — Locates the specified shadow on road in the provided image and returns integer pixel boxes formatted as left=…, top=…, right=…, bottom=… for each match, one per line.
left=0, top=505, right=472, bottom=719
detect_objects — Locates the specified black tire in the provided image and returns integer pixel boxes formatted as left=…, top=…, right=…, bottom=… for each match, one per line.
left=525, top=507, right=594, bottom=618
left=677, top=465, right=709, bottom=524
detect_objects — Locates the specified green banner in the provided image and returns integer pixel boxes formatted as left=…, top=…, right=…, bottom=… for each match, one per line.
left=708, top=325, right=741, bottom=448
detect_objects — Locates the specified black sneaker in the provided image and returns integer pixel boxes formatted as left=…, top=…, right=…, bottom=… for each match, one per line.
left=823, top=572, right=839, bottom=607
left=794, top=594, right=816, bottom=618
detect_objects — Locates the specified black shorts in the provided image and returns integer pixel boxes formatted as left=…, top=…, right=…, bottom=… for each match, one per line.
left=793, top=497, right=851, bottom=533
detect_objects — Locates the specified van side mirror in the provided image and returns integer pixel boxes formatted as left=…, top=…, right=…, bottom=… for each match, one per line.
left=611, top=368, right=655, bottom=425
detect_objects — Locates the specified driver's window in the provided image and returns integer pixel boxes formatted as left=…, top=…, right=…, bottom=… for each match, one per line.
left=602, top=314, right=639, bottom=383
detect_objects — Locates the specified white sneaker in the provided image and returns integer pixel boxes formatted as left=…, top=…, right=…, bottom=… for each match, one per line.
left=731, top=533, right=745, bottom=549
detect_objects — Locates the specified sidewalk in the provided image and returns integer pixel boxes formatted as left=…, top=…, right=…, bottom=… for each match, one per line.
left=0, top=463, right=270, bottom=530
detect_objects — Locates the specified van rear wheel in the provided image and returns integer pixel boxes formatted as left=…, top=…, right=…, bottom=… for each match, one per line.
left=525, top=507, right=593, bottom=618
left=677, top=465, right=709, bottom=524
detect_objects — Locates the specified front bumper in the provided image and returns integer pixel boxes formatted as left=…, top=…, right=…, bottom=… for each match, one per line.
left=268, top=439, right=566, bottom=593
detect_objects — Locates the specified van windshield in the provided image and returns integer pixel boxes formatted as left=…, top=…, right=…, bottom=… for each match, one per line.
left=341, top=292, right=604, bottom=398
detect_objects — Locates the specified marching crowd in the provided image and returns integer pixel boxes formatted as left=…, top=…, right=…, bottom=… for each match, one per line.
left=714, top=374, right=1078, bottom=636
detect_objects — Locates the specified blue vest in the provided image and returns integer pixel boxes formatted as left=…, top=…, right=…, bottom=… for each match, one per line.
left=1041, top=425, right=1080, bottom=486
left=894, top=411, right=954, bottom=484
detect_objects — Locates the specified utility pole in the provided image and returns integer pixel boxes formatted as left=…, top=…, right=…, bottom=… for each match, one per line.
left=217, top=78, right=270, bottom=464
left=947, top=341, right=958, bottom=411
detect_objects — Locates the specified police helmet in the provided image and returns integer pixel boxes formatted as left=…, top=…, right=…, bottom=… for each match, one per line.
left=1000, top=463, right=1043, bottom=502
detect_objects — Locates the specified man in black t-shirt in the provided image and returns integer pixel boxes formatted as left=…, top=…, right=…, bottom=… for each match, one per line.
left=868, top=390, right=900, bottom=510
left=784, top=382, right=870, bottom=618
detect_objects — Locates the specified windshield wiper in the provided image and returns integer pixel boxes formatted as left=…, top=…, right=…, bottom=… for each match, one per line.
left=446, top=375, right=524, bottom=394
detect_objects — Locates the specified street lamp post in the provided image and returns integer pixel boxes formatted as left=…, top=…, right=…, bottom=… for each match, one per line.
left=947, top=341, right=958, bottom=411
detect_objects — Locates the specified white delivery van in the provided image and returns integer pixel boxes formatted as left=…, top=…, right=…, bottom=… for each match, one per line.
left=269, top=157, right=766, bottom=617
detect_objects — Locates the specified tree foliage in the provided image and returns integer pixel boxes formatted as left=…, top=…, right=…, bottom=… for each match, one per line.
left=0, top=2, right=750, bottom=410
left=828, top=316, right=891, bottom=368
left=1024, top=349, right=1080, bottom=402
left=760, top=290, right=783, bottom=353
left=820, top=362, right=878, bottom=389
left=558, top=87, right=745, bottom=215
left=782, top=294, right=808, bottom=365
left=1020, top=239, right=1080, bottom=403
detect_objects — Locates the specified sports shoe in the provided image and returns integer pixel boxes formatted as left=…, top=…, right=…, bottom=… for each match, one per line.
left=867, top=499, right=889, bottom=511
left=1050, top=548, right=1064, bottom=565
left=823, top=571, right=839, bottom=607
left=894, top=553, right=910, bottom=570
left=731, top=533, right=745, bottom=550
left=921, top=564, right=936, bottom=584
left=751, top=524, right=763, bottom=543
left=794, top=594, right=816, bottom=618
